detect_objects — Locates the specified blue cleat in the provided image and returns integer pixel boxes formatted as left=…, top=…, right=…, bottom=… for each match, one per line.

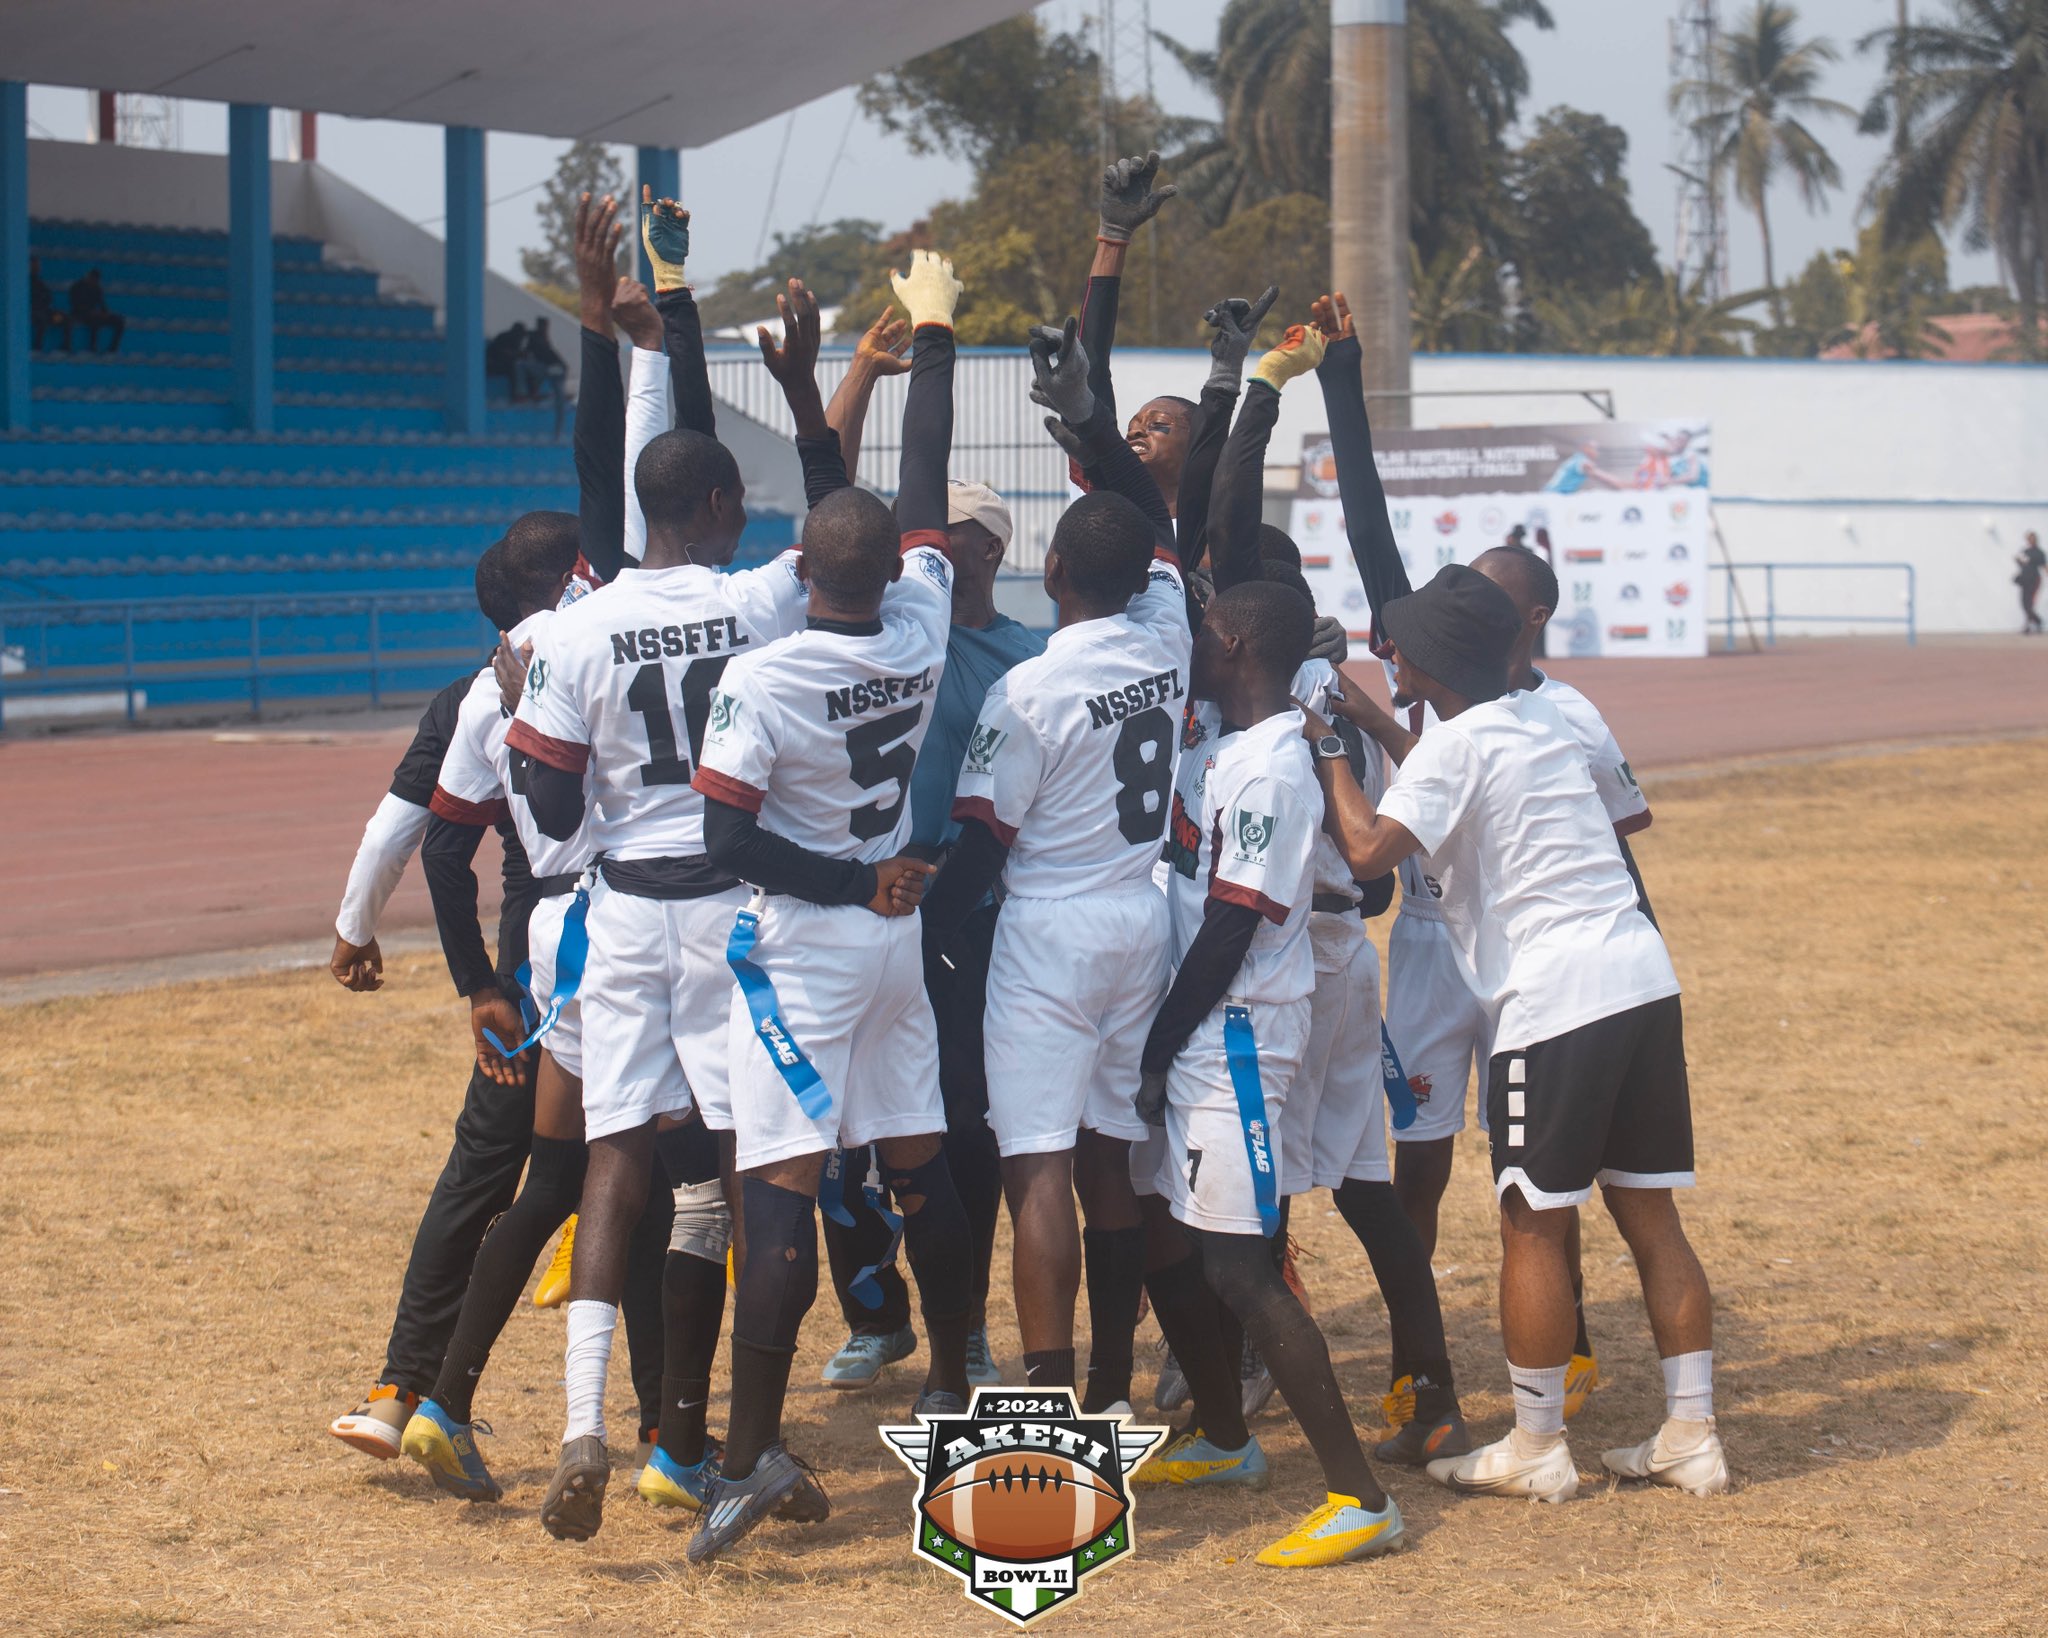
left=1133, top=1427, right=1270, bottom=1489
left=399, top=1400, right=501, bottom=1503
left=638, top=1444, right=720, bottom=1513
left=686, top=1443, right=831, bottom=1565
left=965, top=1327, right=1000, bottom=1387
left=821, top=1326, right=916, bottom=1389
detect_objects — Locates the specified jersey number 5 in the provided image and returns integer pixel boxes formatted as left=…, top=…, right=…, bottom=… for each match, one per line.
left=1112, top=706, right=1175, bottom=845
left=845, top=703, right=925, bottom=842
left=626, top=659, right=728, bottom=787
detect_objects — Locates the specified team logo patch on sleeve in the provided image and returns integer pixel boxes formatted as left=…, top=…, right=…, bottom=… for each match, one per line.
left=525, top=657, right=549, bottom=700
left=882, top=1389, right=1165, bottom=1627
left=965, top=725, right=1008, bottom=776
left=707, top=691, right=740, bottom=735
left=1231, top=809, right=1275, bottom=863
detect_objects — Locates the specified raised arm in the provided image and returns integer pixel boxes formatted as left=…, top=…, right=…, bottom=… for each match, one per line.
left=1079, top=151, right=1178, bottom=434
left=615, top=278, right=672, bottom=566
left=890, top=250, right=964, bottom=542
left=1311, top=293, right=1410, bottom=623
left=1208, top=320, right=1326, bottom=593
left=641, top=188, right=716, bottom=438
left=1298, top=702, right=1420, bottom=878
left=1027, top=315, right=1174, bottom=552
left=1175, top=288, right=1276, bottom=558
left=569, top=192, right=631, bottom=581
left=825, top=306, right=911, bottom=485
left=756, top=278, right=849, bottom=507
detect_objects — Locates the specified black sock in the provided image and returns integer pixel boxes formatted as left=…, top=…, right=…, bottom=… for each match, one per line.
left=1195, top=1228, right=1381, bottom=1506
left=942, top=1121, right=1002, bottom=1323
left=1023, top=1349, right=1076, bottom=1388
left=621, top=1153, right=675, bottom=1438
left=725, top=1178, right=819, bottom=1478
left=889, top=1148, right=973, bottom=1399
left=1144, top=1253, right=1249, bottom=1452
left=1573, top=1297, right=1592, bottom=1359
left=655, top=1249, right=726, bottom=1468
left=1333, top=1179, right=1457, bottom=1412
left=428, top=1135, right=585, bottom=1424
left=1081, top=1226, right=1144, bottom=1412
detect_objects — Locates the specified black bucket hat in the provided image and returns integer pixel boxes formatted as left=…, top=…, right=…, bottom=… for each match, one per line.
left=1380, top=563, right=1523, bottom=703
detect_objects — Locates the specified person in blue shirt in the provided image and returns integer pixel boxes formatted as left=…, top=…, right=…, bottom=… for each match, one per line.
left=814, top=475, right=1044, bottom=1394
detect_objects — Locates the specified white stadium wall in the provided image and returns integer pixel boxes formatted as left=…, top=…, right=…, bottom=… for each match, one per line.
left=1107, top=348, right=2048, bottom=640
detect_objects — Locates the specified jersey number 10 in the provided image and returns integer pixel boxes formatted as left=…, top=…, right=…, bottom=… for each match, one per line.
left=627, top=659, right=729, bottom=787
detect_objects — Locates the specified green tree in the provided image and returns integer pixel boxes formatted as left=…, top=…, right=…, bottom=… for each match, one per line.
left=1409, top=240, right=1495, bottom=352
left=1536, top=274, right=1765, bottom=356
left=696, top=219, right=886, bottom=330
left=1506, top=109, right=1661, bottom=313
left=522, top=140, right=628, bottom=303
left=1858, top=0, right=2048, bottom=357
left=1673, top=2, right=1856, bottom=327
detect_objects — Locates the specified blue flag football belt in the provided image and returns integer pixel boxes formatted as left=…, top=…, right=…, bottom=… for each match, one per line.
left=819, top=1145, right=903, bottom=1310
left=1221, top=1003, right=1280, bottom=1237
left=726, top=900, right=831, bottom=1120
left=1380, top=1020, right=1419, bottom=1131
left=481, top=876, right=593, bottom=1061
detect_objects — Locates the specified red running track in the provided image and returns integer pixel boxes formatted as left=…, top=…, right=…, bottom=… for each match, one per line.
left=3, top=636, right=2043, bottom=979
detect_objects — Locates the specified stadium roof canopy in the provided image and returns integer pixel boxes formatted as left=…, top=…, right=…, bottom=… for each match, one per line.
left=6, top=0, right=1040, bottom=147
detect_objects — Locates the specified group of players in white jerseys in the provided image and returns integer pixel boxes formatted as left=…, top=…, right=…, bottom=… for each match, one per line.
left=323, top=158, right=1725, bottom=1575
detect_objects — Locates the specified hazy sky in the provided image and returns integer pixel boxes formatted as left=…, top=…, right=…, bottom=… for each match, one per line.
left=25, top=0, right=1999, bottom=300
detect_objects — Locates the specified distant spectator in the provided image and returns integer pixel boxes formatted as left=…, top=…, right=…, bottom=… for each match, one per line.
left=513, top=316, right=567, bottom=408
left=28, top=256, right=69, bottom=351
left=2018, top=531, right=2045, bottom=636
left=485, top=320, right=528, bottom=395
left=67, top=268, right=124, bottom=353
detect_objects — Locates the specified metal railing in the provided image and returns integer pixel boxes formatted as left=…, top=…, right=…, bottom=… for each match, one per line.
left=0, top=589, right=491, bottom=729
left=1708, top=560, right=1917, bottom=651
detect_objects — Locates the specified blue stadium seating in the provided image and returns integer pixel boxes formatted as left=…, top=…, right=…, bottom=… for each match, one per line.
left=2, top=217, right=794, bottom=718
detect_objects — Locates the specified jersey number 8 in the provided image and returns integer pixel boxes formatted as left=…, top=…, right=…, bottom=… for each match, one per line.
left=1112, top=706, right=1175, bottom=845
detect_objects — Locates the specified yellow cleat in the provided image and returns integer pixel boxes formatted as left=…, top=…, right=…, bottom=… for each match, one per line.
left=727, top=1245, right=735, bottom=1288
left=534, top=1216, right=576, bottom=1308
left=1380, top=1374, right=1415, bottom=1434
left=1255, top=1493, right=1404, bottom=1568
left=1132, top=1429, right=1269, bottom=1488
left=1563, top=1352, right=1600, bottom=1420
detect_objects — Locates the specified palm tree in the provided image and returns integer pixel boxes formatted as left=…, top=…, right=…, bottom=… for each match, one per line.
left=1535, top=275, right=1765, bottom=356
left=1673, top=2, right=1856, bottom=326
left=1858, top=0, right=2048, bottom=358
left=1409, top=241, right=1494, bottom=351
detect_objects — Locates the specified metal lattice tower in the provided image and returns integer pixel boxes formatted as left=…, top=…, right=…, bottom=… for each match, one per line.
left=1669, top=0, right=1727, bottom=301
left=1097, top=0, right=1155, bottom=165
left=114, top=94, right=181, bottom=149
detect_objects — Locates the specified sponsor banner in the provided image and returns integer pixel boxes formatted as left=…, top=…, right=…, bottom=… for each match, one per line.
left=1292, top=420, right=1712, bottom=658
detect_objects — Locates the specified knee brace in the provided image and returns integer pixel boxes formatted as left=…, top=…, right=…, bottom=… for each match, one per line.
left=669, top=1177, right=733, bottom=1263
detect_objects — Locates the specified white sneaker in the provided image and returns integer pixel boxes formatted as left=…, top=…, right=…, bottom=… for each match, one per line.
left=1427, top=1427, right=1578, bottom=1502
left=1601, top=1417, right=1728, bottom=1495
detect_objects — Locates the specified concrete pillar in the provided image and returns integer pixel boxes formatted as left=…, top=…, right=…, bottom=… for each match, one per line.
left=93, top=90, right=116, bottom=143
left=636, top=146, right=679, bottom=292
left=444, top=126, right=486, bottom=436
left=2, top=83, right=29, bottom=432
left=228, top=103, right=274, bottom=434
left=299, top=111, right=318, bottom=164
left=1330, top=0, right=1411, bottom=427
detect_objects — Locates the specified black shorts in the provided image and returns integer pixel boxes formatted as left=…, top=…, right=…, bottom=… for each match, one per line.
left=1486, top=994, right=1694, bottom=1209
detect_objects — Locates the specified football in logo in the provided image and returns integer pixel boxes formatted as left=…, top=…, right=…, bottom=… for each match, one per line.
left=884, top=1388, right=1165, bottom=1626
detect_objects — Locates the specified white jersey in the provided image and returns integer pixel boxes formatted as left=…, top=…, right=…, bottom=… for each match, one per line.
left=432, top=609, right=591, bottom=880
left=1162, top=707, right=1322, bottom=1007
left=1291, top=658, right=1387, bottom=902
left=951, top=555, right=1190, bottom=898
left=506, top=554, right=810, bottom=861
left=1376, top=688, right=1678, bottom=1054
left=694, top=541, right=953, bottom=864
left=1533, top=670, right=1649, bottom=829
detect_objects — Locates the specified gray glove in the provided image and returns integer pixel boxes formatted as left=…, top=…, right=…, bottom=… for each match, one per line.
left=1136, top=1069, right=1170, bottom=1127
left=1027, top=315, right=1097, bottom=430
left=1309, top=615, right=1349, bottom=664
left=1098, top=151, right=1177, bottom=244
left=1203, top=286, right=1279, bottom=395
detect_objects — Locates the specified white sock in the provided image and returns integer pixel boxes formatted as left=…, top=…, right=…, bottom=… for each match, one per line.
left=1507, top=1360, right=1567, bottom=1440
left=1662, top=1350, right=1714, bottom=1423
left=562, top=1299, right=617, bottom=1444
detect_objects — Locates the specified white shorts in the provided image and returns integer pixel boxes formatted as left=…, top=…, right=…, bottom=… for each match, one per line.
left=1385, top=911, right=1493, bottom=1144
left=1281, top=912, right=1389, bottom=1194
left=984, top=886, right=1170, bottom=1156
left=1153, top=995, right=1313, bottom=1235
left=726, top=898, right=943, bottom=1172
left=525, top=891, right=584, bottom=1079
left=578, top=882, right=750, bottom=1143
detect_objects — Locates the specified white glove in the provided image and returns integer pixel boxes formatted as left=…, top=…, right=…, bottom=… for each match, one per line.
left=890, top=249, right=964, bottom=331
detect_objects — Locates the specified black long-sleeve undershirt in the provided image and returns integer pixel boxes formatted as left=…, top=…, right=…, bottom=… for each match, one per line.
left=574, top=326, right=629, bottom=583
left=701, top=796, right=878, bottom=908
left=658, top=287, right=716, bottom=439
left=421, top=814, right=498, bottom=998
left=1315, top=334, right=1410, bottom=617
left=1079, top=272, right=1121, bottom=432
left=1208, top=379, right=1282, bottom=596
left=1141, top=899, right=1263, bottom=1076
left=1066, top=400, right=1175, bottom=552
left=517, top=753, right=585, bottom=843
left=897, top=323, right=955, bottom=538
left=1174, top=381, right=1236, bottom=562
left=919, top=817, right=1009, bottom=946
left=797, top=430, right=853, bottom=511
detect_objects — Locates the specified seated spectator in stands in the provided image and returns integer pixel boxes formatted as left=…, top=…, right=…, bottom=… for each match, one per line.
left=512, top=316, right=568, bottom=407
left=29, top=256, right=69, bottom=351
left=67, top=268, right=124, bottom=353
left=486, top=321, right=529, bottom=396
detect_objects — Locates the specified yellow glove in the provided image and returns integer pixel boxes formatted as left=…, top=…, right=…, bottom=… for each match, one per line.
left=889, top=249, right=964, bottom=331
left=640, top=192, right=690, bottom=293
left=1250, top=323, right=1326, bottom=392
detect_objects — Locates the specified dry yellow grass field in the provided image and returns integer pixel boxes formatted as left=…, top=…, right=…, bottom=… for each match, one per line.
left=3, top=739, right=2045, bottom=1636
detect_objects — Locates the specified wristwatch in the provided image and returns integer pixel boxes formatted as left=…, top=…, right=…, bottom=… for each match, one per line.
left=1313, top=734, right=1348, bottom=763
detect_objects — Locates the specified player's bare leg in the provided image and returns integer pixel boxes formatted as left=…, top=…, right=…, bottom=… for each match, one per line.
left=1001, top=1149, right=1082, bottom=1385
left=1595, top=1185, right=1726, bottom=1492
left=1073, top=1129, right=1143, bottom=1412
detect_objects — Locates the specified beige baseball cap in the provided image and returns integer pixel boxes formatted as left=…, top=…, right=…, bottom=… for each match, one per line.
left=947, top=480, right=1013, bottom=549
